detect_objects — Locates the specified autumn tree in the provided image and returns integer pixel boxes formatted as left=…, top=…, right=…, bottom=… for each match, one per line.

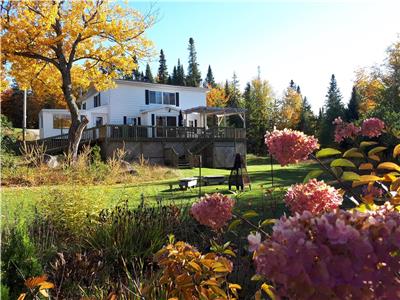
left=354, top=68, right=385, bottom=115
left=157, top=49, right=168, bottom=84
left=279, top=80, right=303, bottom=129
left=206, top=85, right=227, bottom=107
left=244, top=77, right=275, bottom=153
left=1, top=1, right=154, bottom=160
left=186, top=37, right=201, bottom=87
left=145, top=63, right=154, bottom=83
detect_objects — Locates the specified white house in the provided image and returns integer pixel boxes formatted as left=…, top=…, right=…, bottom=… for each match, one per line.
left=39, top=80, right=208, bottom=139
left=37, top=79, right=247, bottom=168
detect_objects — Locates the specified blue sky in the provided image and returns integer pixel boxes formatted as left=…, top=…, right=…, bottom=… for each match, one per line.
left=132, top=1, right=399, bottom=112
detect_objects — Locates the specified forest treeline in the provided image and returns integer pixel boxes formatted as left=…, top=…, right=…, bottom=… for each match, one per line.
left=1, top=38, right=399, bottom=153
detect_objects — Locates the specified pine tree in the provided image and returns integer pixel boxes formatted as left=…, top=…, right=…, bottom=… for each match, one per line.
left=319, top=74, right=345, bottom=146
left=157, top=49, right=168, bottom=84
left=145, top=63, right=154, bottom=83
left=176, top=59, right=185, bottom=86
left=204, top=65, right=216, bottom=88
left=297, top=96, right=316, bottom=135
left=224, top=80, right=230, bottom=100
left=226, top=73, right=243, bottom=127
left=186, top=37, right=201, bottom=87
left=171, top=66, right=178, bottom=85
left=345, top=86, right=360, bottom=121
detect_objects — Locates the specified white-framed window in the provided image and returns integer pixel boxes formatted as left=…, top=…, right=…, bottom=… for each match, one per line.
left=163, top=92, right=176, bottom=105
left=149, top=91, right=162, bottom=104
left=53, top=114, right=71, bottom=129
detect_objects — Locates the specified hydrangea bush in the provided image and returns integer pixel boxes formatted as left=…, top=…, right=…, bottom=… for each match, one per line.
left=252, top=204, right=400, bottom=299
left=264, top=128, right=319, bottom=166
left=163, top=117, right=400, bottom=299
left=191, top=193, right=235, bottom=230
left=284, top=179, right=343, bottom=215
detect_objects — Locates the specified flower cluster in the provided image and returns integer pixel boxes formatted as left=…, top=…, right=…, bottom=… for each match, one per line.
left=190, top=193, right=235, bottom=230
left=284, top=179, right=343, bottom=215
left=253, top=203, right=400, bottom=299
left=332, top=117, right=361, bottom=143
left=361, top=118, right=385, bottom=138
left=264, top=129, right=319, bottom=166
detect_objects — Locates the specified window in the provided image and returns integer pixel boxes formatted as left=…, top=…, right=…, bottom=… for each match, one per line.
left=95, top=117, right=103, bottom=126
left=53, top=114, right=71, bottom=129
left=149, top=91, right=162, bottom=104
left=127, top=117, right=136, bottom=125
left=189, top=120, right=194, bottom=127
left=163, top=92, right=176, bottom=105
left=94, top=93, right=101, bottom=107
left=82, top=102, right=86, bottom=110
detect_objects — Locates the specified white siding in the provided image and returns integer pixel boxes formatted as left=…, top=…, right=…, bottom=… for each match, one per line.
left=108, top=82, right=206, bottom=125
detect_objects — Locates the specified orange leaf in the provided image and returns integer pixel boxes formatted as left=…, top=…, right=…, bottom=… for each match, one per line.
left=25, top=275, right=47, bottom=289
left=393, top=144, right=400, bottom=158
left=359, top=163, right=374, bottom=170
left=377, top=162, right=400, bottom=172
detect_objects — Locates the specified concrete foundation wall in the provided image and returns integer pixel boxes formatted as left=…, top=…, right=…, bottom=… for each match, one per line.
left=100, top=140, right=246, bottom=168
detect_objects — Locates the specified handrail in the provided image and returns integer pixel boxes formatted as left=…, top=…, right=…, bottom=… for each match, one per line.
left=34, top=125, right=246, bottom=152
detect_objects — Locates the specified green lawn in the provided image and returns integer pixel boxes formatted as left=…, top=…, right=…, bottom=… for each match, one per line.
left=1, top=155, right=316, bottom=226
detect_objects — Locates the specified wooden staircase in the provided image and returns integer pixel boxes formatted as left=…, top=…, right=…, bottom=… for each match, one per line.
left=177, top=154, right=191, bottom=169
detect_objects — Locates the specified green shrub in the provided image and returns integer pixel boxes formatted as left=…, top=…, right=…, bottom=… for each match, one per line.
left=39, top=187, right=106, bottom=237
left=87, top=201, right=183, bottom=275
left=0, top=284, right=10, bottom=300
left=1, top=224, right=43, bottom=298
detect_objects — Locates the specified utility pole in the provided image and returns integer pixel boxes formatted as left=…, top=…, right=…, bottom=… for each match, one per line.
left=22, top=89, right=27, bottom=142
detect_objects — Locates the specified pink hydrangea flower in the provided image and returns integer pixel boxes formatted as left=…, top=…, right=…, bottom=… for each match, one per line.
left=361, top=118, right=385, bottom=138
left=247, top=232, right=261, bottom=252
left=264, top=129, right=319, bottom=166
left=284, top=179, right=343, bottom=215
left=190, top=193, right=235, bottom=230
left=253, top=203, right=400, bottom=299
left=332, top=117, right=360, bottom=143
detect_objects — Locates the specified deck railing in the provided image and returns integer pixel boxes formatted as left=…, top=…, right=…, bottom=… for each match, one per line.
left=33, top=125, right=246, bottom=152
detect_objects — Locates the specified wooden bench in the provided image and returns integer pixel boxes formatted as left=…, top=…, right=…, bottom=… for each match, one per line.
left=179, top=177, right=198, bottom=190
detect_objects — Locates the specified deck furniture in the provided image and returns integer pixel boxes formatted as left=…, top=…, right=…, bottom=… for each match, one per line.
left=203, top=175, right=225, bottom=186
left=179, top=177, right=198, bottom=190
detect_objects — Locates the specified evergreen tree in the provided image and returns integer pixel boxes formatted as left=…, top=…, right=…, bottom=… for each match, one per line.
left=226, top=73, right=243, bottom=127
left=171, top=66, right=178, bottom=85
left=176, top=59, right=186, bottom=86
left=224, top=80, right=230, bottom=100
left=345, top=86, right=360, bottom=121
left=157, top=49, right=168, bottom=84
left=204, top=65, right=216, bottom=88
left=319, top=74, right=345, bottom=146
left=167, top=75, right=172, bottom=85
left=145, top=63, right=154, bottom=83
left=297, top=96, right=316, bottom=135
left=186, top=37, right=202, bottom=87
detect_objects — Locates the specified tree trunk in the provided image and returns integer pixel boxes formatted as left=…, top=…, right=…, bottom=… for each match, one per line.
left=60, top=68, right=88, bottom=161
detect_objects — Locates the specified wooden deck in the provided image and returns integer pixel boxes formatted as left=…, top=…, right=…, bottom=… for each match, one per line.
left=32, top=125, right=247, bottom=153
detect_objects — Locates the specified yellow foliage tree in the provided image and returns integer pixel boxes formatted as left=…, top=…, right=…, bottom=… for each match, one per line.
left=279, top=86, right=302, bottom=129
left=206, top=86, right=227, bottom=107
left=354, top=68, right=385, bottom=115
left=1, top=0, right=154, bottom=159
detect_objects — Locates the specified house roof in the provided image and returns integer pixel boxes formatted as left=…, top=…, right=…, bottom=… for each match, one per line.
left=183, top=106, right=246, bottom=116
left=77, top=79, right=208, bottom=103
